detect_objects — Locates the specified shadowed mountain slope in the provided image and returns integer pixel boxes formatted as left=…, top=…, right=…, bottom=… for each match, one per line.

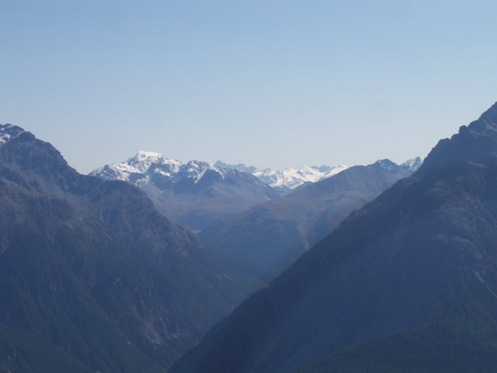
left=171, top=103, right=497, bottom=373
left=0, top=125, right=254, bottom=371
left=200, top=160, right=415, bottom=282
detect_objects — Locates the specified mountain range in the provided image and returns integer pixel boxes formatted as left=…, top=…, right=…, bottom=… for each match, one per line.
left=91, top=152, right=421, bottom=239
left=215, top=161, right=349, bottom=193
left=200, top=159, right=419, bottom=282
left=5, top=98, right=494, bottom=373
left=91, top=152, right=278, bottom=232
left=171, top=102, right=497, bottom=373
left=92, top=152, right=421, bottom=284
left=0, top=125, right=255, bottom=371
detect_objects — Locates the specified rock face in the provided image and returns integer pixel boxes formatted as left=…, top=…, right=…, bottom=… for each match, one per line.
left=0, top=125, right=253, bottom=372
left=200, top=160, right=414, bottom=282
left=92, top=152, right=278, bottom=232
left=171, top=102, right=497, bottom=373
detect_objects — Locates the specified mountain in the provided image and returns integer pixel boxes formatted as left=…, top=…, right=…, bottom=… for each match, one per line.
left=215, top=161, right=349, bottom=193
left=214, top=161, right=258, bottom=174
left=92, top=152, right=278, bottom=231
left=401, top=156, right=423, bottom=172
left=200, top=159, right=416, bottom=282
left=171, top=102, right=497, bottom=373
left=0, top=124, right=255, bottom=371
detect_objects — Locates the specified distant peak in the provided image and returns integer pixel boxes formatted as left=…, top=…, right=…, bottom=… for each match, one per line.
left=0, top=124, right=26, bottom=145
left=0, top=123, right=22, bottom=130
left=127, top=151, right=182, bottom=169
left=374, top=159, right=398, bottom=171
left=401, top=157, right=423, bottom=172
left=215, top=161, right=258, bottom=174
left=134, top=150, right=164, bottom=160
left=186, top=159, right=211, bottom=167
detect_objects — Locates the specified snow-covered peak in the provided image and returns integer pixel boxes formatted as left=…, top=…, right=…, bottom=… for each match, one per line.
left=375, top=159, right=399, bottom=171
left=209, top=162, right=347, bottom=192
left=215, top=161, right=349, bottom=191
left=90, top=151, right=180, bottom=181
left=132, top=150, right=164, bottom=163
left=185, top=159, right=212, bottom=170
left=127, top=151, right=164, bottom=173
left=0, top=124, right=25, bottom=145
left=127, top=151, right=182, bottom=173
left=253, top=164, right=348, bottom=191
left=183, top=160, right=225, bottom=182
left=373, top=157, right=423, bottom=173
left=215, top=161, right=258, bottom=174
left=401, top=157, right=423, bottom=172
left=91, top=153, right=232, bottom=186
left=136, top=150, right=162, bottom=159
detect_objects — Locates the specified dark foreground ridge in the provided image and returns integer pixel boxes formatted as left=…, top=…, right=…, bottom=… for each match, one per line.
left=0, top=124, right=253, bottom=371
left=171, top=102, right=497, bottom=372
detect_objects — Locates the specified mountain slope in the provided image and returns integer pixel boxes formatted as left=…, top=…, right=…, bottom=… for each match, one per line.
left=92, top=152, right=278, bottom=231
left=0, top=125, right=254, bottom=371
left=171, top=102, right=497, bottom=373
left=200, top=160, right=415, bottom=282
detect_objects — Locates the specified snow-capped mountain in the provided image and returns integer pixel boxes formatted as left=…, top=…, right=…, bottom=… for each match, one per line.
left=91, top=152, right=278, bottom=231
left=216, top=158, right=422, bottom=193
left=93, top=151, right=222, bottom=186
left=92, top=153, right=422, bottom=231
left=253, top=164, right=348, bottom=191
left=401, top=156, right=423, bottom=172
left=0, top=123, right=25, bottom=144
left=375, top=157, right=423, bottom=173
left=215, top=161, right=348, bottom=193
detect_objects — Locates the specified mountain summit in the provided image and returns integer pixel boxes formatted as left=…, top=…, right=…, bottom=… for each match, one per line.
left=92, top=152, right=277, bottom=231
left=172, top=102, right=497, bottom=373
left=0, top=124, right=25, bottom=144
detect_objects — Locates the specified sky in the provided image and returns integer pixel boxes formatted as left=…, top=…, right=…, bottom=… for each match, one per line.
left=1, top=1, right=497, bottom=173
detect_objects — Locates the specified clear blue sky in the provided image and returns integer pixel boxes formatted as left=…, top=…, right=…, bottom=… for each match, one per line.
left=1, top=1, right=496, bottom=173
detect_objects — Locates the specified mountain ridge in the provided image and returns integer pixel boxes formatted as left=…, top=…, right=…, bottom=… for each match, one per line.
left=216, top=157, right=421, bottom=193
left=0, top=123, right=255, bottom=371
left=171, top=102, right=497, bottom=373
left=215, top=161, right=349, bottom=192
left=91, top=152, right=278, bottom=231
left=200, top=158, right=416, bottom=282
